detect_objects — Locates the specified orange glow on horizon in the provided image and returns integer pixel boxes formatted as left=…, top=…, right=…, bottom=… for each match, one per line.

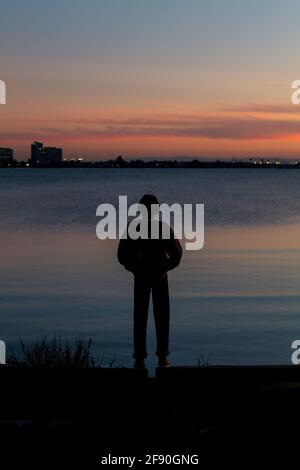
left=2, top=103, right=300, bottom=160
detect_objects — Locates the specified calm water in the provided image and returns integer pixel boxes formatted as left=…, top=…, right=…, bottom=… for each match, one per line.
left=1, top=168, right=300, bottom=371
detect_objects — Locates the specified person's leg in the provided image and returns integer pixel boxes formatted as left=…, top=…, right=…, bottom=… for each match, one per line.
left=133, top=277, right=151, bottom=364
left=152, top=274, right=170, bottom=364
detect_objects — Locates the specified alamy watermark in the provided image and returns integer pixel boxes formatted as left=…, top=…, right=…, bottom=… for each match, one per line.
left=291, top=340, right=300, bottom=364
left=0, top=80, right=6, bottom=104
left=96, top=196, right=204, bottom=250
left=0, top=340, right=6, bottom=364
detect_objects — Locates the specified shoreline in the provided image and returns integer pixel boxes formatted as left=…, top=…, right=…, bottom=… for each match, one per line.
left=1, top=364, right=300, bottom=462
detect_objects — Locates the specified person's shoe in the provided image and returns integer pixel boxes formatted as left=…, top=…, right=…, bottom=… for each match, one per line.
left=133, top=359, right=146, bottom=369
left=158, top=357, right=171, bottom=368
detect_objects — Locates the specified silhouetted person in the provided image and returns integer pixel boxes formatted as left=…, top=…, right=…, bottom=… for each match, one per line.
left=118, top=194, right=182, bottom=369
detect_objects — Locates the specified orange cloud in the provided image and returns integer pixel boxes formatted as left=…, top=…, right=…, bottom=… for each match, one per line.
left=2, top=114, right=300, bottom=142
left=2, top=103, right=300, bottom=159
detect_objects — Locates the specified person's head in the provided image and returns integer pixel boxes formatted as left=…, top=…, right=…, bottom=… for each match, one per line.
left=139, top=193, right=159, bottom=219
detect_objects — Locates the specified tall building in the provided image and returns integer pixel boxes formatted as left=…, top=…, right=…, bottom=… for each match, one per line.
left=31, top=142, right=43, bottom=163
left=0, top=147, right=13, bottom=164
left=31, top=141, right=62, bottom=164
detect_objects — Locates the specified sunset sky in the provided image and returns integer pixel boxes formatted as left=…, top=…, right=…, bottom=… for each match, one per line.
left=1, top=0, right=300, bottom=160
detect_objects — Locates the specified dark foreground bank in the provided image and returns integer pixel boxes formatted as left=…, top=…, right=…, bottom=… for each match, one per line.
left=2, top=365, right=300, bottom=466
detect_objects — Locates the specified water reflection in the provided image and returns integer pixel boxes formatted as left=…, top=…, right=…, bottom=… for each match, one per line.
left=1, top=221, right=299, bottom=371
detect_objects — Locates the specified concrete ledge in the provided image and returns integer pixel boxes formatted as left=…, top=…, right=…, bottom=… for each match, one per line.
left=156, top=365, right=300, bottom=383
left=0, top=365, right=148, bottom=379
left=0, top=367, right=149, bottom=419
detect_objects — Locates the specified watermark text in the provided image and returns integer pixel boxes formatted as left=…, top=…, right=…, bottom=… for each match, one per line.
left=96, top=196, right=204, bottom=251
left=0, top=80, right=6, bottom=104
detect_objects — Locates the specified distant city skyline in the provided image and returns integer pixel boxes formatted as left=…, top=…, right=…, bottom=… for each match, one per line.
left=1, top=1, right=300, bottom=160
left=2, top=140, right=300, bottom=164
left=1, top=140, right=299, bottom=167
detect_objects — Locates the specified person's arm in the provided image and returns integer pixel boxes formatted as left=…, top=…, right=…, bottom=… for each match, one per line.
left=117, top=237, right=129, bottom=266
left=117, top=236, right=138, bottom=273
left=164, top=228, right=182, bottom=271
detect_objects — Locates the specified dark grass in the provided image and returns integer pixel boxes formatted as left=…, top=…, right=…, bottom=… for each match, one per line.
left=7, top=336, right=117, bottom=368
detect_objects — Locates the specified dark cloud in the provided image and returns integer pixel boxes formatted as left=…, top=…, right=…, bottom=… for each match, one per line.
left=1, top=111, right=300, bottom=141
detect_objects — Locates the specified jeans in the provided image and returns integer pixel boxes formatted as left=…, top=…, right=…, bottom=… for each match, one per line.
left=133, top=274, right=170, bottom=359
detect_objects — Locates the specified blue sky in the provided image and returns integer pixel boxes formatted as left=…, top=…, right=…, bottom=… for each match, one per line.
left=1, top=0, right=300, bottom=159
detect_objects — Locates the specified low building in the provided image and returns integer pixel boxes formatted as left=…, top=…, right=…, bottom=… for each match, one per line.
left=0, top=147, right=13, bottom=164
left=31, top=142, right=62, bottom=164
